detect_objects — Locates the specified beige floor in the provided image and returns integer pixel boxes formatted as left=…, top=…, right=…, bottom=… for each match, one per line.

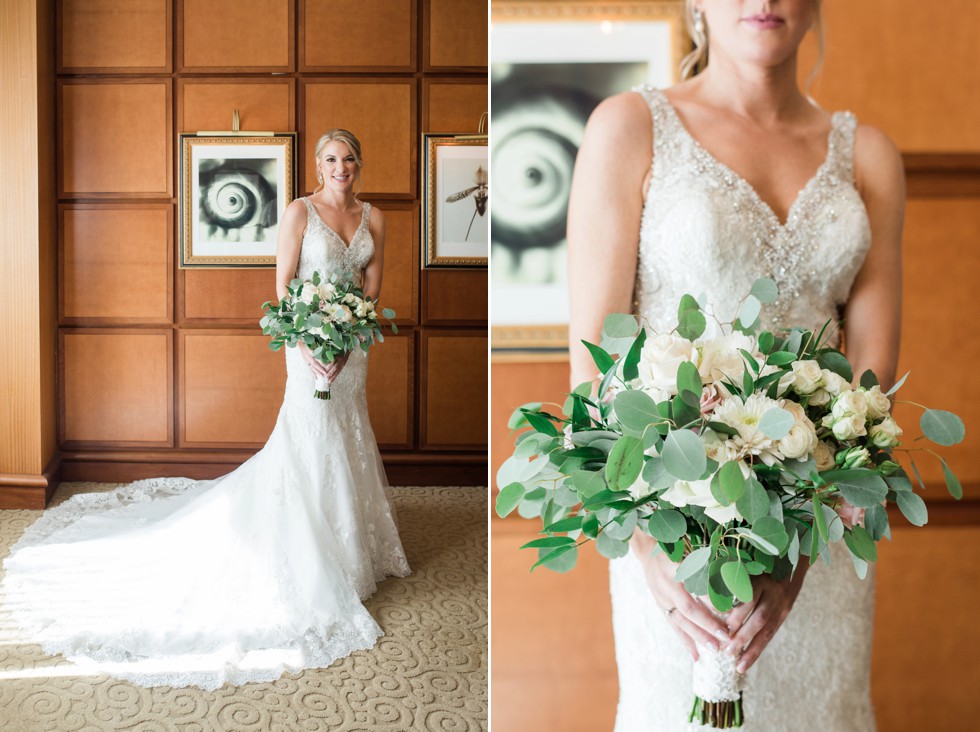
left=0, top=484, right=487, bottom=732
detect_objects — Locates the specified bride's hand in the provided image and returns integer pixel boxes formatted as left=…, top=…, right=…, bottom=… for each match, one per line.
left=631, top=531, right=731, bottom=661
left=723, top=561, right=810, bottom=673
left=297, top=342, right=330, bottom=379
left=323, top=352, right=350, bottom=383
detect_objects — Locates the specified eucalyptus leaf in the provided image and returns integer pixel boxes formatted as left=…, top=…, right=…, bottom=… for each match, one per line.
left=941, top=459, right=963, bottom=500
left=602, top=313, right=640, bottom=339
left=766, top=351, right=797, bottom=366
left=614, top=391, right=660, bottom=434
left=896, top=490, right=928, bottom=527
left=532, top=544, right=578, bottom=572
left=647, top=508, right=688, bottom=544
left=817, top=350, right=853, bottom=382
left=823, top=469, right=888, bottom=508
left=711, top=460, right=746, bottom=506
left=735, top=527, right=778, bottom=555
left=677, top=308, right=707, bottom=341
left=864, top=502, right=889, bottom=541
left=721, top=561, right=753, bottom=603
left=859, top=369, right=879, bottom=389
left=739, top=295, right=762, bottom=328
left=850, top=553, right=869, bottom=580
left=605, top=436, right=645, bottom=490
left=844, top=525, right=877, bottom=562
left=750, top=277, right=779, bottom=303
left=572, top=470, right=606, bottom=500
left=554, top=483, right=580, bottom=508
left=622, top=328, right=648, bottom=382
left=641, top=457, right=674, bottom=491
left=543, top=515, right=584, bottom=534
left=662, top=429, right=707, bottom=481
left=750, top=516, right=789, bottom=553
left=736, top=476, right=769, bottom=523
left=920, top=409, right=965, bottom=446
left=885, top=370, right=909, bottom=396
left=674, top=546, right=711, bottom=583
left=521, top=536, right=576, bottom=549
left=676, top=360, right=703, bottom=400
left=495, top=482, right=526, bottom=517
left=759, top=407, right=794, bottom=440
left=603, top=511, right=639, bottom=541
left=596, top=531, right=630, bottom=559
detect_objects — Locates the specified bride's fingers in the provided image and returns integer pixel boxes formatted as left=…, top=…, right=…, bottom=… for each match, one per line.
left=669, top=606, right=726, bottom=655
left=665, top=612, right=700, bottom=660
left=725, top=598, right=758, bottom=634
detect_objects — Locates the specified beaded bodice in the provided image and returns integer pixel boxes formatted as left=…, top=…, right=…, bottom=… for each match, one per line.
left=632, top=85, right=872, bottom=334
left=298, top=197, right=374, bottom=280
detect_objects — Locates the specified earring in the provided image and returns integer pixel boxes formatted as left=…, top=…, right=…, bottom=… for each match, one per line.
left=693, top=6, right=705, bottom=34
left=317, top=170, right=323, bottom=183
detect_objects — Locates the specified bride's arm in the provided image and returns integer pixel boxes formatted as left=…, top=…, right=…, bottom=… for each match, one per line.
left=361, top=206, right=387, bottom=302
left=568, top=93, right=732, bottom=658
left=723, top=125, right=906, bottom=674
left=567, top=93, right=649, bottom=387
left=841, top=125, right=906, bottom=389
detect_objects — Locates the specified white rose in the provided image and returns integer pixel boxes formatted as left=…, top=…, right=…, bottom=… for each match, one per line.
left=299, top=282, right=318, bottom=304
left=831, top=390, right=869, bottom=420
left=864, top=385, right=891, bottom=421
left=697, top=332, right=760, bottom=385
left=869, top=416, right=903, bottom=448
left=790, top=360, right=824, bottom=395
left=317, top=281, right=337, bottom=301
left=808, top=389, right=831, bottom=406
left=780, top=422, right=818, bottom=460
left=661, top=465, right=746, bottom=524
left=821, top=370, right=851, bottom=397
left=637, top=333, right=695, bottom=400
left=813, top=441, right=836, bottom=471
left=832, top=414, right=867, bottom=441
left=343, top=292, right=357, bottom=304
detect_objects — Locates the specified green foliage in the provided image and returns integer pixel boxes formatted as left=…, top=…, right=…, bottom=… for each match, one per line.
left=920, top=409, right=966, bottom=446
left=662, top=429, right=707, bottom=481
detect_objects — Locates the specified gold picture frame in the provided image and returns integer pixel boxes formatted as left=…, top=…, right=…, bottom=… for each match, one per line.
left=179, top=133, right=296, bottom=268
left=490, top=0, right=689, bottom=358
left=422, top=133, right=489, bottom=268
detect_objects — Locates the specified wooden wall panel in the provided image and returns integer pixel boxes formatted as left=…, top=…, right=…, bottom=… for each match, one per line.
left=302, top=80, right=417, bottom=197
left=799, top=0, right=980, bottom=152
left=301, top=0, right=415, bottom=71
left=378, top=205, right=419, bottom=325
left=180, top=331, right=285, bottom=446
left=426, top=0, right=488, bottom=70
left=58, top=0, right=171, bottom=72
left=59, top=80, right=172, bottom=197
left=366, top=331, right=414, bottom=448
left=177, top=79, right=294, bottom=133
left=893, top=198, right=978, bottom=494
left=422, top=332, right=488, bottom=449
left=423, top=79, right=488, bottom=133
left=60, top=204, right=172, bottom=323
left=179, top=0, right=293, bottom=72
left=424, top=270, right=487, bottom=324
left=493, top=514, right=980, bottom=731
left=61, top=330, right=172, bottom=445
left=182, top=268, right=273, bottom=323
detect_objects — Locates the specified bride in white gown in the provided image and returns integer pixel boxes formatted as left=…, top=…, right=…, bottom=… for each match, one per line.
left=567, top=1, right=904, bottom=729
left=1, top=128, right=411, bottom=691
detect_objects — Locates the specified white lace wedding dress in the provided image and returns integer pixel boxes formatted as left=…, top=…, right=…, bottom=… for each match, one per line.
left=1, top=197, right=411, bottom=691
left=609, top=86, right=877, bottom=731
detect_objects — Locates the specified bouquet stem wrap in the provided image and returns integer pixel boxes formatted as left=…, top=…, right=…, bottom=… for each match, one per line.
left=689, top=644, right=745, bottom=729
left=313, top=374, right=332, bottom=400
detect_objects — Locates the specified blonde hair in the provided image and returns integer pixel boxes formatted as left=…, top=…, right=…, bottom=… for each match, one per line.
left=312, top=128, right=364, bottom=196
left=680, top=0, right=825, bottom=96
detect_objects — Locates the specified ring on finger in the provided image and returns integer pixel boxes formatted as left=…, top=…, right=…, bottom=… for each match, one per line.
left=664, top=607, right=676, bottom=619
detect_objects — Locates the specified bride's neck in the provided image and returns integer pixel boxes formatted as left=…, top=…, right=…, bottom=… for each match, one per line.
left=695, top=50, right=810, bottom=123
left=315, top=187, right=358, bottom=213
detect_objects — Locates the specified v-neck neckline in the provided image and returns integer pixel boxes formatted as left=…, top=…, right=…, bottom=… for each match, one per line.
left=656, top=90, right=840, bottom=231
left=307, top=198, right=366, bottom=250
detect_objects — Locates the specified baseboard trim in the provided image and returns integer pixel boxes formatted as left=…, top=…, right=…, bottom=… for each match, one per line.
left=0, top=452, right=63, bottom=509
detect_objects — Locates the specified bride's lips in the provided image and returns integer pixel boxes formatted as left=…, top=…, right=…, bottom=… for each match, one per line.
left=742, top=13, right=785, bottom=29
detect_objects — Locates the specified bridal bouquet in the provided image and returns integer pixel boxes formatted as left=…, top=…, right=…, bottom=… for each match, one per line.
left=496, top=279, right=964, bottom=730
left=260, top=269, right=396, bottom=400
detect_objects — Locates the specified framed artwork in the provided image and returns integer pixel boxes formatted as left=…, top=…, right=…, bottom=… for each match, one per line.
left=422, top=133, right=489, bottom=268
left=179, top=133, right=296, bottom=268
left=490, top=0, right=688, bottom=355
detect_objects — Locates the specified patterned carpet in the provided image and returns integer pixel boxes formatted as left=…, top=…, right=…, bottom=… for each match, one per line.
left=0, top=484, right=487, bottom=732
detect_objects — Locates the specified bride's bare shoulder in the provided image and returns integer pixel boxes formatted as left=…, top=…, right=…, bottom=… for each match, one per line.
left=853, top=123, right=905, bottom=202
left=580, top=91, right=654, bottom=171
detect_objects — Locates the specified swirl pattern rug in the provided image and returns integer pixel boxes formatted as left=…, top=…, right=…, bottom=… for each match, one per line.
left=0, top=484, right=487, bottom=732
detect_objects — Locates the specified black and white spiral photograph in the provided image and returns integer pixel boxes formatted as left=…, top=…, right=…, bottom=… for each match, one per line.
left=179, top=134, right=296, bottom=267
left=489, top=11, right=678, bottom=343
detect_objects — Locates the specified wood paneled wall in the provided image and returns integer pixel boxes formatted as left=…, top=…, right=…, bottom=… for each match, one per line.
left=0, top=0, right=59, bottom=509
left=47, top=0, right=488, bottom=495
left=490, top=0, right=980, bottom=728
